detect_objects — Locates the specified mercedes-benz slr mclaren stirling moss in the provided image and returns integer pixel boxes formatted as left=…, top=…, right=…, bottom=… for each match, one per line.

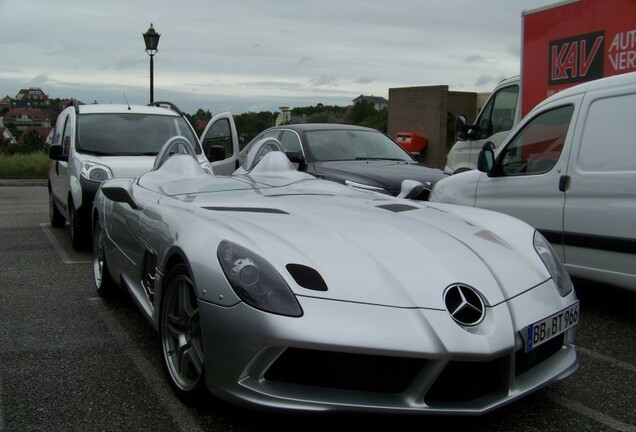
left=92, top=137, right=579, bottom=414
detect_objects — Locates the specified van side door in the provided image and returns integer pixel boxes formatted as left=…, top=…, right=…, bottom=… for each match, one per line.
left=473, top=99, right=581, bottom=261
left=562, top=89, right=636, bottom=288
left=50, top=113, right=73, bottom=218
left=200, top=112, right=240, bottom=175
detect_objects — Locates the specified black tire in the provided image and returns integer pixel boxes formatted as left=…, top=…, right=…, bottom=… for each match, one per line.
left=49, top=190, right=66, bottom=228
left=159, top=264, right=208, bottom=404
left=69, top=201, right=88, bottom=251
left=92, top=219, right=117, bottom=297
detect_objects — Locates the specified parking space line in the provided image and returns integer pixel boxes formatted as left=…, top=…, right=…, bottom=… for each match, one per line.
left=546, top=393, right=636, bottom=432
left=0, top=374, right=4, bottom=432
left=89, top=297, right=205, bottom=432
left=578, top=346, right=636, bottom=374
left=39, top=223, right=91, bottom=264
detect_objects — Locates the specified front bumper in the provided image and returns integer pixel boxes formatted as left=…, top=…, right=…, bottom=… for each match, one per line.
left=198, top=281, right=578, bottom=414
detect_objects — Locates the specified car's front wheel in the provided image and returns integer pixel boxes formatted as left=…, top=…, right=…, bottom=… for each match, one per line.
left=49, top=190, right=66, bottom=228
left=92, top=220, right=116, bottom=297
left=159, top=264, right=208, bottom=404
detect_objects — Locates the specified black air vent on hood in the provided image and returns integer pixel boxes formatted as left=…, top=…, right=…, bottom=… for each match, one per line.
left=203, top=206, right=289, bottom=214
left=376, top=204, right=418, bottom=213
left=286, top=264, right=328, bottom=292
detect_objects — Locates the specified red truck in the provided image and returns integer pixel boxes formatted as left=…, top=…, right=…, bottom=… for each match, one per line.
left=446, top=0, right=636, bottom=174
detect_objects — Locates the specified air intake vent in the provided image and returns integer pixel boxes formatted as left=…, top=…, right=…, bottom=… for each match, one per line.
left=203, top=206, right=288, bottom=214
left=286, top=264, right=328, bottom=291
left=376, top=204, right=418, bottom=213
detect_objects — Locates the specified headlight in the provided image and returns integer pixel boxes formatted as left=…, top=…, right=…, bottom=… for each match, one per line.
left=218, top=241, right=303, bottom=317
left=533, top=231, right=573, bottom=297
left=81, top=161, right=113, bottom=182
left=344, top=180, right=388, bottom=194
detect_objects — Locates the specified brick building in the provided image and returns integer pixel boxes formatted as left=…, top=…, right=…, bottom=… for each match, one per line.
left=3, top=108, right=51, bottom=133
left=388, top=86, right=487, bottom=170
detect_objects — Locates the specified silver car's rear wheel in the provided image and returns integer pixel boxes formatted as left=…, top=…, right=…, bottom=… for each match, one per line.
left=160, top=264, right=207, bottom=401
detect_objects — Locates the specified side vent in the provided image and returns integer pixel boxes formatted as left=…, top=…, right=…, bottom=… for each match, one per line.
left=286, top=264, right=328, bottom=292
left=142, top=251, right=158, bottom=303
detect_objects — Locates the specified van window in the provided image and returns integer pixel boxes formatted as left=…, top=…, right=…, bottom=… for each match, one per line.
left=499, top=105, right=574, bottom=175
left=476, top=85, right=519, bottom=139
left=578, top=93, right=636, bottom=172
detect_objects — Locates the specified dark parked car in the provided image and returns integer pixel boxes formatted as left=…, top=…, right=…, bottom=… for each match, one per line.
left=239, top=124, right=447, bottom=199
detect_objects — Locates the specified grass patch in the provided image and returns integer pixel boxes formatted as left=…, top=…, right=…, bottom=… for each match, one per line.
left=0, top=152, right=50, bottom=179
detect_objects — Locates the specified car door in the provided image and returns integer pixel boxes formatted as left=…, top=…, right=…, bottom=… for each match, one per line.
left=199, top=112, right=240, bottom=175
left=50, top=114, right=73, bottom=217
left=562, top=89, right=636, bottom=286
left=473, top=99, right=581, bottom=261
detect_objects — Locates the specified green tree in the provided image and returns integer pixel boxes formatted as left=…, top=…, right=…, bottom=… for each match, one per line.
left=15, top=129, right=47, bottom=154
left=233, top=111, right=276, bottom=147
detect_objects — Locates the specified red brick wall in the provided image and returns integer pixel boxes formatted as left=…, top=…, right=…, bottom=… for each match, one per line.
left=388, top=86, right=478, bottom=170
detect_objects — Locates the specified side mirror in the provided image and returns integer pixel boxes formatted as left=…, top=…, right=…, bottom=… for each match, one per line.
left=477, top=142, right=496, bottom=172
left=285, top=151, right=307, bottom=171
left=207, top=145, right=226, bottom=162
left=410, top=152, right=421, bottom=161
left=455, top=115, right=468, bottom=141
left=48, top=144, right=68, bottom=162
left=101, top=178, right=139, bottom=209
left=397, top=179, right=426, bottom=199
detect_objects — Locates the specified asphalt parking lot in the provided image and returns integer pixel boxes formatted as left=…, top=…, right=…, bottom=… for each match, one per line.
left=1, top=184, right=635, bottom=432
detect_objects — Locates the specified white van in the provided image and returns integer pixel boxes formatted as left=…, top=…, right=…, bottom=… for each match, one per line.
left=445, top=76, right=520, bottom=174
left=430, top=72, right=636, bottom=292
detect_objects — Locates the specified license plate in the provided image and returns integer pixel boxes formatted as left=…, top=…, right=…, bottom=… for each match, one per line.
left=525, top=302, right=579, bottom=352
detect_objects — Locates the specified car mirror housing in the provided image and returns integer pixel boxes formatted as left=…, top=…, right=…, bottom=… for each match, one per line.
left=397, top=179, right=426, bottom=199
left=285, top=151, right=307, bottom=171
left=101, top=178, right=139, bottom=209
left=455, top=115, right=468, bottom=141
left=477, top=142, right=496, bottom=173
left=48, top=144, right=68, bottom=162
left=208, top=145, right=226, bottom=162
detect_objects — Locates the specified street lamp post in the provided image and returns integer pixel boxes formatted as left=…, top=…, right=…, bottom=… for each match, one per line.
left=142, top=23, right=161, bottom=104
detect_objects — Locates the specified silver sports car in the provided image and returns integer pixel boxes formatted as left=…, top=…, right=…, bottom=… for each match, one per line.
left=92, top=137, right=579, bottom=414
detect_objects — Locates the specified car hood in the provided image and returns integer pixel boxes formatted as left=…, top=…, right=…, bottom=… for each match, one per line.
left=312, top=160, right=447, bottom=194
left=171, top=178, right=549, bottom=311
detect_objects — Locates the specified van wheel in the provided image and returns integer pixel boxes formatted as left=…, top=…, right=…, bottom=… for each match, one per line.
left=49, top=190, right=66, bottom=228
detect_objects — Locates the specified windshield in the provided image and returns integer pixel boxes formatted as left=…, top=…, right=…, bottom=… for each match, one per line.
left=76, top=113, right=200, bottom=156
left=305, top=129, right=412, bottom=162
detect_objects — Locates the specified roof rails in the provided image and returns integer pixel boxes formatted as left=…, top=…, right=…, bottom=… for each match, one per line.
left=148, top=101, right=185, bottom=116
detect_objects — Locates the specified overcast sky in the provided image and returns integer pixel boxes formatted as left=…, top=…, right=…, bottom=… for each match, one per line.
left=0, top=0, right=556, bottom=115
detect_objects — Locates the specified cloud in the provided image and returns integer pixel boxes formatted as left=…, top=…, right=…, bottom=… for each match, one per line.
left=309, top=76, right=339, bottom=87
left=465, top=55, right=486, bottom=64
left=354, top=77, right=374, bottom=84
left=30, top=74, right=49, bottom=86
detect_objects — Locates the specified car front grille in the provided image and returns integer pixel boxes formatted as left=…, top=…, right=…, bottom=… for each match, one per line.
left=424, top=356, right=509, bottom=405
left=262, top=337, right=566, bottom=406
left=264, top=348, right=426, bottom=393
